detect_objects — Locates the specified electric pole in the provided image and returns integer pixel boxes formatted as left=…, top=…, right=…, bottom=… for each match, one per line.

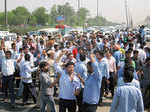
left=78, top=0, right=80, bottom=10
left=125, top=0, right=129, bottom=27
left=97, top=0, right=99, bottom=17
left=4, top=0, right=8, bottom=27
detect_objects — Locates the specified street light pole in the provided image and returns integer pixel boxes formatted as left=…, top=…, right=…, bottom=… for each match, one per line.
left=4, top=0, right=8, bottom=27
left=125, top=0, right=129, bottom=27
left=97, top=0, right=99, bottom=17
left=78, top=0, right=80, bottom=10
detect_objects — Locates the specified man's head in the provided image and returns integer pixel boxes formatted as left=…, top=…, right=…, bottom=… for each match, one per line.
left=23, top=46, right=29, bottom=54
left=133, top=50, right=139, bottom=58
left=65, top=62, right=74, bottom=75
left=87, top=61, right=93, bottom=74
left=80, top=54, right=86, bottom=62
left=95, top=50, right=104, bottom=60
left=5, top=51, right=11, bottom=59
left=24, top=54, right=30, bottom=61
left=11, top=43, right=16, bottom=50
left=39, top=61, right=49, bottom=73
left=125, top=50, right=132, bottom=59
left=123, top=69, right=134, bottom=83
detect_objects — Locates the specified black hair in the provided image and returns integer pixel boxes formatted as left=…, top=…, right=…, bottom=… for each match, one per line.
left=40, top=40, right=44, bottom=44
left=87, top=61, right=92, bottom=68
left=95, top=50, right=104, bottom=57
left=30, top=47, right=35, bottom=51
left=5, top=50, right=12, bottom=55
left=23, top=45, right=29, bottom=50
left=133, top=50, right=138, bottom=54
left=54, top=44, right=59, bottom=49
left=80, top=54, right=86, bottom=62
left=65, top=62, right=74, bottom=68
left=24, top=54, right=30, bottom=61
left=123, top=70, right=134, bottom=82
left=11, top=43, right=16, bottom=48
left=39, top=61, right=48, bottom=71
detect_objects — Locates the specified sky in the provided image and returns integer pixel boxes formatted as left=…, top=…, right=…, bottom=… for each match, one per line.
left=0, top=0, right=150, bottom=24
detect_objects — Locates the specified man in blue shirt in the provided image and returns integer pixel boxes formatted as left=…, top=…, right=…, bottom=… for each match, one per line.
left=75, top=54, right=88, bottom=112
left=110, top=66, right=144, bottom=112
left=79, top=53, right=102, bottom=112
left=95, top=50, right=109, bottom=104
left=55, top=51, right=81, bottom=112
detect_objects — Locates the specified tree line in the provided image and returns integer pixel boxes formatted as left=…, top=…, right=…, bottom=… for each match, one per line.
left=0, top=3, right=116, bottom=27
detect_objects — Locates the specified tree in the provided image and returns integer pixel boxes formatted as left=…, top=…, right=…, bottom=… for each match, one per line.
left=50, top=5, right=58, bottom=25
left=76, top=8, right=89, bottom=26
left=32, top=7, right=48, bottom=25
left=0, top=12, right=5, bottom=25
left=87, top=16, right=113, bottom=26
left=11, top=6, right=30, bottom=25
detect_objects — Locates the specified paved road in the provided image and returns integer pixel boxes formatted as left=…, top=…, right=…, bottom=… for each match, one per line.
left=0, top=88, right=148, bottom=112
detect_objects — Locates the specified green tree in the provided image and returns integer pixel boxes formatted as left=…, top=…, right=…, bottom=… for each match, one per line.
left=11, top=6, right=30, bottom=25
left=0, top=12, right=5, bottom=25
left=76, top=8, right=89, bottom=26
left=33, top=7, right=48, bottom=25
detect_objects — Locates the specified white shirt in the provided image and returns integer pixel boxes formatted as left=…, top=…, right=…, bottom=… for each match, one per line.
left=107, top=56, right=116, bottom=73
left=137, top=49, right=146, bottom=63
left=2, top=58, right=16, bottom=76
left=20, top=61, right=37, bottom=83
left=0, top=50, right=16, bottom=76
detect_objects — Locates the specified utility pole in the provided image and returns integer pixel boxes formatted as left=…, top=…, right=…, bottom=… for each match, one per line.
left=125, top=0, right=129, bottom=27
left=78, top=0, right=80, bottom=10
left=4, top=0, right=8, bottom=28
left=97, top=0, right=99, bottom=17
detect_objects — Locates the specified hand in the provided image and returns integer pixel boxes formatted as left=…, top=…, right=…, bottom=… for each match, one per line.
left=74, top=88, right=81, bottom=96
left=20, top=53, right=24, bottom=58
left=77, top=74, right=81, bottom=79
left=106, top=79, right=110, bottom=84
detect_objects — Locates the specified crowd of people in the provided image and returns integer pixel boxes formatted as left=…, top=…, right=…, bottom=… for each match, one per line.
left=0, top=25, right=150, bottom=112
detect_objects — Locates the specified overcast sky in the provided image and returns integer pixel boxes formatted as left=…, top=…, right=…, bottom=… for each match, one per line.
left=0, top=0, right=150, bottom=24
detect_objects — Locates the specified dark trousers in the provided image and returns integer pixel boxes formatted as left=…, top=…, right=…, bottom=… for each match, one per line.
left=82, top=103, right=97, bottom=112
left=23, top=82, right=37, bottom=103
left=76, top=88, right=83, bottom=112
left=100, top=77, right=107, bottom=103
left=143, top=85, right=150, bottom=109
left=109, top=72, right=115, bottom=96
left=59, top=98, right=76, bottom=112
left=2, top=75, right=15, bottom=104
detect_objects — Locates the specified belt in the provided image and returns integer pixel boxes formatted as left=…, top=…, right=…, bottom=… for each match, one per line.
left=3, top=74, right=14, bottom=77
left=83, top=102, right=97, bottom=106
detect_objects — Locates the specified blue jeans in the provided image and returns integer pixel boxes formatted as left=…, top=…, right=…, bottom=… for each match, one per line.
left=40, top=94, right=56, bottom=112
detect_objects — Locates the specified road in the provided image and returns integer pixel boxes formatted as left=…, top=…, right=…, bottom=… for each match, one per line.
left=0, top=89, right=148, bottom=112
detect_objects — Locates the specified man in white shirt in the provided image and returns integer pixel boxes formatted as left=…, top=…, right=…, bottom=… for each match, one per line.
left=20, top=54, right=38, bottom=105
left=0, top=48, right=23, bottom=108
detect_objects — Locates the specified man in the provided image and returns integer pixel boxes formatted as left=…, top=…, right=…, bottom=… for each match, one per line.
left=39, top=61, right=56, bottom=112
left=0, top=48, right=23, bottom=108
left=75, top=54, right=88, bottom=112
left=95, top=50, right=109, bottom=103
left=80, top=53, right=102, bottom=112
left=141, top=58, right=150, bottom=109
left=106, top=51, right=117, bottom=97
left=55, top=51, right=81, bottom=112
left=20, top=54, right=38, bottom=105
left=110, top=68, right=144, bottom=112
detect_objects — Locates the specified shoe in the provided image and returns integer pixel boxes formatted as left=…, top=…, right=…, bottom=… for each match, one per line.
left=4, top=99, right=8, bottom=103
left=11, top=104, right=16, bottom=109
left=22, top=101, right=28, bottom=106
